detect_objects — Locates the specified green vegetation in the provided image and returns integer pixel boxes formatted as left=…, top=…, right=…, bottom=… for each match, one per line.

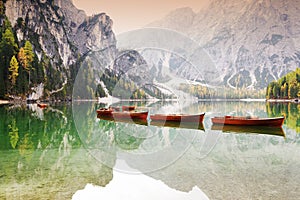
left=0, top=105, right=81, bottom=151
left=266, top=68, right=300, bottom=99
left=266, top=102, right=300, bottom=133
left=0, top=0, right=72, bottom=99
left=179, top=84, right=265, bottom=99
left=0, top=9, right=48, bottom=99
left=0, top=1, right=4, bottom=16
left=98, top=69, right=147, bottom=99
left=0, top=37, right=45, bottom=98
left=74, top=63, right=147, bottom=100
left=0, top=2, right=70, bottom=100
left=0, top=104, right=115, bottom=199
left=0, top=11, right=152, bottom=101
left=8, top=55, right=19, bottom=89
left=74, top=60, right=97, bottom=99
left=23, top=41, right=34, bottom=71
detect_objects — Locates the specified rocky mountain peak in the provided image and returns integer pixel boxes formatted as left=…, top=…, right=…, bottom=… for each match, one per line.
left=2, top=0, right=117, bottom=99
left=147, top=0, right=300, bottom=89
left=5, top=0, right=116, bottom=67
left=149, top=7, right=196, bottom=33
left=75, top=13, right=116, bottom=54
left=53, top=0, right=87, bottom=31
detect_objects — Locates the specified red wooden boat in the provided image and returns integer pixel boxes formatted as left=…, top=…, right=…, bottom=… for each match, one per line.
left=150, top=113, right=205, bottom=123
left=211, top=116, right=284, bottom=127
left=109, top=106, right=121, bottom=111
left=37, top=103, right=48, bottom=108
left=97, top=108, right=148, bottom=120
left=97, top=115, right=148, bottom=126
left=96, top=108, right=113, bottom=116
left=112, top=111, right=148, bottom=120
left=122, top=105, right=136, bottom=111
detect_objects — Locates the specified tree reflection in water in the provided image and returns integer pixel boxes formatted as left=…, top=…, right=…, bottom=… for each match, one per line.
left=266, top=102, right=300, bottom=133
left=0, top=105, right=112, bottom=199
left=0, top=101, right=299, bottom=200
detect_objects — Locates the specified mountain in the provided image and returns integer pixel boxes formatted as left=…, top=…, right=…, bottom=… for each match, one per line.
left=3, top=0, right=298, bottom=100
left=1, top=0, right=117, bottom=100
left=148, top=0, right=300, bottom=89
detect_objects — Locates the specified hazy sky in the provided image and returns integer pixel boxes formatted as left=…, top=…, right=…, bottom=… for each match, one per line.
left=72, top=0, right=210, bottom=34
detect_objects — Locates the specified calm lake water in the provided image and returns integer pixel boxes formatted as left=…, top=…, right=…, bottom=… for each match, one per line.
left=0, top=101, right=300, bottom=200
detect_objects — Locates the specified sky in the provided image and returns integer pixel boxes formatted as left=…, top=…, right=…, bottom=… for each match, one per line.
left=72, top=0, right=210, bottom=34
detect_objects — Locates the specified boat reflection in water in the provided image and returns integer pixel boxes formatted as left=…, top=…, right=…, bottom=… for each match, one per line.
left=97, top=115, right=205, bottom=131
left=150, top=120, right=205, bottom=131
left=97, top=114, right=148, bottom=126
left=211, top=124, right=285, bottom=137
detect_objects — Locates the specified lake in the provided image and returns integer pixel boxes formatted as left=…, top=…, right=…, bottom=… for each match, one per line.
left=0, top=101, right=299, bottom=200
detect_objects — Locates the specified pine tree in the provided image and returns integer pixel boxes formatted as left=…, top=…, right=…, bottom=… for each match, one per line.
left=283, top=83, right=288, bottom=98
left=0, top=1, right=4, bottom=16
left=23, top=41, right=34, bottom=86
left=288, top=81, right=298, bottom=99
left=0, top=28, right=18, bottom=97
left=16, top=66, right=27, bottom=94
left=8, top=56, right=19, bottom=88
left=17, top=47, right=27, bottom=94
left=18, top=47, right=27, bottom=68
left=266, top=68, right=300, bottom=99
left=0, top=28, right=18, bottom=56
left=24, top=41, right=34, bottom=70
left=272, top=82, right=280, bottom=99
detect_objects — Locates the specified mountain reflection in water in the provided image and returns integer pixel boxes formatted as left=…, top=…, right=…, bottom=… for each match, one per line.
left=0, top=101, right=299, bottom=200
left=73, top=160, right=209, bottom=200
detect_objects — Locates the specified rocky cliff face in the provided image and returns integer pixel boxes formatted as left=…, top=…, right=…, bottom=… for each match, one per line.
left=4, top=0, right=116, bottom=96
left=148, top=0, right=300, bottom=89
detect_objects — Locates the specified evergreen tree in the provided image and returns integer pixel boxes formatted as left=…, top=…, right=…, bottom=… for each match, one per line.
left=17, top=47, right=28, bottom=94
left=8, top=56, right=19, bottom=90
left=272, top=82, right=280, bottom=99
left=288, top=81, right=298, bottom=99
left=16, top=66, right=27, bottom=95
left=23, top=41, right=34, bottom=86
left=32, top=55, right=45, bottom=84
left=283, top=83, right=288, bottom=98
left=18, top=47, right=27, bottom=68
left=0, top=28, right=18, bottom=56
left=266, top=68, right=300, bottom=99
left=24, top=41, right=34, bottom=71
left=0, top=28, right=18, bottom=97
left=0, top=0, right=4, bottom=16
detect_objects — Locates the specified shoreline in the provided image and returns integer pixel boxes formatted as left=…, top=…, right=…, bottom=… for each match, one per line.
left=266, top=98, right=299, bottom=103
left=0, top=100, right=10, bottom=105
left=2, top=98, right=299, bottom=105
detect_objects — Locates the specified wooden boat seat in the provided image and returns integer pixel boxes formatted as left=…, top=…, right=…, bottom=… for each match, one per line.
left=226, top=116, right=259, bottom=120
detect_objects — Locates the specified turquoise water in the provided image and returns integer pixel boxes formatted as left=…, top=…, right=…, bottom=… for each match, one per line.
left=0, top=101, right=299, bottom=199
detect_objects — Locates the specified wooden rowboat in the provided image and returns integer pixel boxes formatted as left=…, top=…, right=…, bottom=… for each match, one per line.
left=37, top=103, right=48, bottom=108
left=97, top=108, right=148, bottom=120
left=96, top=108, right=113, bottom=116
left=97, top=115, right=148, bottom=126
left=109, top=106, right=121, bottom=111
left=211, top=116, right=284, bottom=127
left=122, top=105, right=136, bottom=111
left=112, top=111, right=148, bottom=120
left=150, top=113, right=205, bottom=123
